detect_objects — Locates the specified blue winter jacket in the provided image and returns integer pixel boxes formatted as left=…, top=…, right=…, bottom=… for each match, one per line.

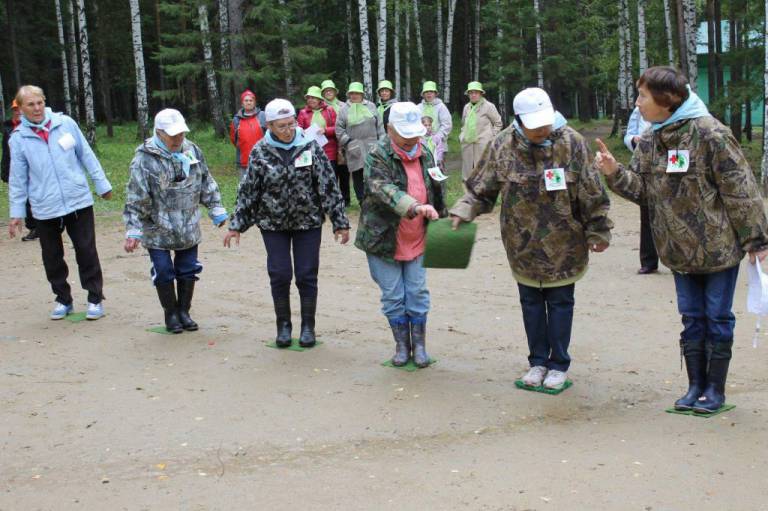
left=8, top=109, right=112, bottom=220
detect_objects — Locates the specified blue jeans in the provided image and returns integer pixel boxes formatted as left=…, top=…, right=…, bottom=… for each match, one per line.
left=261, top=228, right=322, bottom=299
left=366, top=254, right=430, bottom=323
left=518, top=283, right=575, bottom=372
left=148, top=245, right=202, bottom=285
left=673, top=265, right=739, bottom=344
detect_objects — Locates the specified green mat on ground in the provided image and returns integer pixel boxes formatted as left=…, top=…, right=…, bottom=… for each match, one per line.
left=147, top=326, right=175, bottom=335
left=65, top=312, right=88, bottom=323
left=381, top=358, right=437, bottom=371
left=514, top=379, right=573, bottom=395
left=265, top=339, right=323, bottom=351
left=423, top=218, right=477, bottom=269
left=665, top=404, right=735, bottom=417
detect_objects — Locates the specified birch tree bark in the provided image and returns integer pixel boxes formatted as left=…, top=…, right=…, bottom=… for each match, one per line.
left=637, top=0, right=648, bottom=74
left=198, top=4, right=227, bottom=137
left=67, top=0, right=81, bottom=121
left=495, top=0, right=506, bottom=121
left=129, top=0, right=149, bottom=140
left=405, top=0, right=412, bottom=99
left=377, top=0, right=387, bottom=83
left=75, top=0, right=96, bottom=145
left=436, top=0, right=444, bottom=90
left=534, top=0, right=543, bottom=87
left=55, top=0, right=73, bottom=117
left=473, top=0, right=480, bottom=81
left=617, top=0, right=629, bottom=112
left=218, top=0, right=232, bottom=115
left=277, top=0, right=294, bottom=96
left=677, top=0, right=698, bottom=89
left=412, top=0, right=424, bottom=71
left=663, top=0, right=676, bottom=66
left=443, top=0, right=457, bottom=102
left=358, top=0, right=374, bottom=98
left=761, top=0, right=768, bottom=192
left=394, top=0, right=401, bottom=97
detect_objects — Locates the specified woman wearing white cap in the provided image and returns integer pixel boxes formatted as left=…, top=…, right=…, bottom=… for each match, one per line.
left=355, top=102, right=447, bottom=368
left=123, top=108, right=228, bottom=333
left=224, top=99, right=350, bottom=348
left=450, top=88, right=613, bottom=390
left=459, top=81, right=503, bottom=180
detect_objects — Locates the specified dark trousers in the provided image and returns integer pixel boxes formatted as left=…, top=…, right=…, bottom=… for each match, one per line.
left=351, top=170, right=364, bottom=205
left=148, top=245, right=202, bottom=285
left=334, top=163, right=351, bottom=206
left=261, top=228, right=322, bottom=300
left=518, top=283, right=575, bottom=372
left=25, top=201, right=36, bottom=230
left=673, top=265, right=739, bottom=344
left=639, top=205, right=658, bottom=269
left=35, top=206, right=103, bottom=305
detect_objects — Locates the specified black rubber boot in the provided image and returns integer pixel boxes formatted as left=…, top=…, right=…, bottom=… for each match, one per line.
left=674, top=339, right=706, bottom=410
left=274, top=296, right=292, bottom=348
left=155, top=282, right=183, bottom=334
left=410, top=320, right=430, bottom=368
left=389, top=319, right=411, bottom=366
left=693, top=341, right=732, bottom=414
left=176, top=279, right=199, bottom=331
left=299, top=296, right=317, bottom=348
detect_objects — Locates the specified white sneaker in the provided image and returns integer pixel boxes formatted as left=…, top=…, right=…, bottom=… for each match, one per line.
left=522, top=365, right=548, bottom=387
left=543, top=369, right=568, bottom=389
left=86, top=302, right=104, bottom=320
left=50, top=302, right=74, bottom=320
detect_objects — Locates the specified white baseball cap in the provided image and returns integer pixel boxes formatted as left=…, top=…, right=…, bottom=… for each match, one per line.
left=389, top=102, right=427, bottom=138
left=513, top=88, right=555, bottom=129
left=154, top=108, right=190, bottom=136
left=265, top=98, right=296, bottom=122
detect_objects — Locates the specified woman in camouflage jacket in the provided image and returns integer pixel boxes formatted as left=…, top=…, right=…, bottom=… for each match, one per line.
left=596, top=67, right=768, bottom=414
left=224, top=99, right=350, bottom=349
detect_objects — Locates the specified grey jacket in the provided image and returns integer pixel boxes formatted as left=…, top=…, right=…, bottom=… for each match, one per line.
left=123, top=138, right=227, bottom=250
left=336, top=100, right=385, bottom=172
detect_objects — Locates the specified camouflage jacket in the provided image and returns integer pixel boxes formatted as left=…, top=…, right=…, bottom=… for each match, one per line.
left=450, top=124, right=613, bottom=283
left=123, top=138, right=226, bottom=251
left=229, top=138, right=349, bottom=233
left=355, top=140, right=447, bottom=259
left=606, top=115, right=768, bottom=273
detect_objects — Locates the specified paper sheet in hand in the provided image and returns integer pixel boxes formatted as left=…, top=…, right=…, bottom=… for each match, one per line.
left=747, top=261, right=768, bottom=315
left=304, top=125, right=329, bottom=147
left=422, top=218, right=477, bottom=269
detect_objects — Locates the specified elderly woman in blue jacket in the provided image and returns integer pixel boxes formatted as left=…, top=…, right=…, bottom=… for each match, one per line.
left=8, top=85, right=112, bottom=320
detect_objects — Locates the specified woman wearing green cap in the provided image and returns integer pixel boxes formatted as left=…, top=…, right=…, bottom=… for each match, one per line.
left=459, top=81, right=503, bottom=180
left=298, top=85, right=339, bottom=192
left=418, top=81, right=452, bottom=141
left=321, top=80, right=342, bottom=114
left=336, top=82, right=384, bottom=204
left=322, top=79, right=349, bottom=205
left=376, top=80, right=398, bottom=119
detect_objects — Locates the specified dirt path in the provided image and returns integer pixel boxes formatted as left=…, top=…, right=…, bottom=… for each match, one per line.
left=1, top=198, right=767, bottom=510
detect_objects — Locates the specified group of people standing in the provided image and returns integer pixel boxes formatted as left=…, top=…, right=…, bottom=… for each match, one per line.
left=6, top=65, right=768, bottom=415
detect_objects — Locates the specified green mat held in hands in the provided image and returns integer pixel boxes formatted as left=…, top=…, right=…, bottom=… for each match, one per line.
left=423, top=218, right=477, bottom=269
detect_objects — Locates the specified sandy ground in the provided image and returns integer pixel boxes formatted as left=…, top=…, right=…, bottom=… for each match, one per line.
left=1, top=196, right=768, bottom=511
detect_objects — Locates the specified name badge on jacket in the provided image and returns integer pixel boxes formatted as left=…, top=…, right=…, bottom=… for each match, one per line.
left=666, top=150, right=690, bottom=173
left=544, top=168, right=567, bottom=191
left=58, top=132, right=76, bottom=151
left=295, top=150, right=312, bottom=168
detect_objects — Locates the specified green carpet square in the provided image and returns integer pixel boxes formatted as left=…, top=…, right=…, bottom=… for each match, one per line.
left=381, top=358, right=436, bottom=371
left=664, top=404, right=735, bottom=417
left=265, top=339, right=323, bottom=351
left=64, top=312, right=88, bottom=323
left=514, top=379, right=573, bottom=395
left=147, top=326, right=175, bottom=335
left=423, top=218, right=477, bottom=269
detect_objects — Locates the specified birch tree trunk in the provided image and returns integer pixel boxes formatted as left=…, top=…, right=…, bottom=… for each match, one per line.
left=198, top=4, right=227, bottom=137
left=706, top=0, right=718, bottom=112
left=277, top=0, right=294, bottom=96
left=377, top=0, right=387, bottom=83
left=412, top=0, right=424, bottom=71
left=761, top=0, right=768, bottom=192
left=75, top=0, right=96, bottom=145
left=154, top=0, right=167, bottom=106
left=534, top=0, right=543, bottom=87
left=67, top=0, right=81, bottom=121
left=473, top=0, right=480, bottom=81
left=617, top=0, right=629, bottom=111
left=663, top=0, right=676, bottom=66
left=443, top=0, right=457, bottom=103
left=129, top=0, right=149, bottom=140
left=436, top=0, right=444, bottom=90
left=55, top=0, right=73, bottom=117
left=495, top=0, right=506, bottom=122
left=405, top=0, right=412, bottom=100
left=678, top=0, right=698, bottom=89
left=637, top=0, right=648, bottom=74
left=394, top=0, right=401, bottom=97
left=218, top=0, right=232, bottom=115
left=358, top=0, right=374, bottom=98
left=675, top=0, right=688, bottom=76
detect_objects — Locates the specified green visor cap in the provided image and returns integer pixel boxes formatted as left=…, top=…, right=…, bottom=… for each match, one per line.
left=347, top=82, right=365, bottom=94
left=377, top=80, right=394, bottom=93
left=305, top=86, right=324, bottom=100
left=465, top=81, right=485, bottom=94
left=421, top=81, right=438, bottom=94
left=320, top=80, right=338, bottom=93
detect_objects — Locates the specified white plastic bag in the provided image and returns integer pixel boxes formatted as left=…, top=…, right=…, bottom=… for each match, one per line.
left=746, top=261, right=768, bottom=347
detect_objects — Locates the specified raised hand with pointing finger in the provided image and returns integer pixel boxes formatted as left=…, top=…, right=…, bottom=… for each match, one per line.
left=593, top=138, right=618, bottom=176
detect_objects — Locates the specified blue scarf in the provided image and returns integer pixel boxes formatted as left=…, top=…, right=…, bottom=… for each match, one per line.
left=152, top=135, right=192, bottom=177
left=513, top=111, right=567, bottom=147
left=265, top=127, right=308, bottom=150
left=21, top=107, right=53, bottom=131
left=651, top=86, right=711, bottom=131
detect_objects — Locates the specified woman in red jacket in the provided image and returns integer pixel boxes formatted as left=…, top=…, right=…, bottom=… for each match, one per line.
left=229, top=89, right=266, bottom=178
left=297, top=86, right=340, bottom=192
